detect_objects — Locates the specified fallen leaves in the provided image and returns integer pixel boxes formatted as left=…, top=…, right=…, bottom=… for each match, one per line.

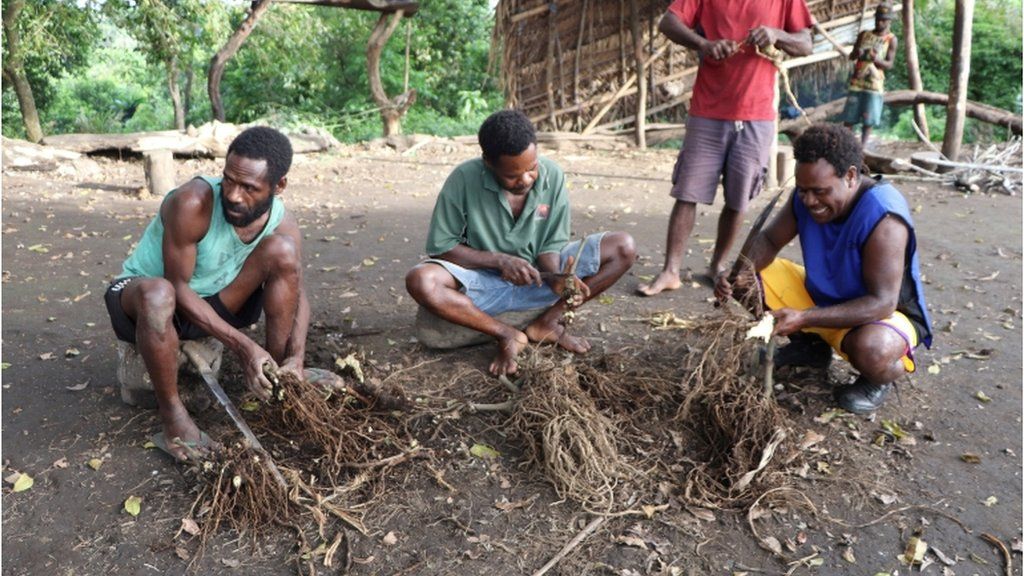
left=5, top=471, right=34, bottom=492
left=469, top=443, right=500, bottom=459
left=124, top=495, right=142, bottom=516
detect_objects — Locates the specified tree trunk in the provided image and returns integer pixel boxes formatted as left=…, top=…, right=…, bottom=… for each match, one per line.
left=902, top=0, right=929, bottom=140
left=780, top=89, right=1019, bottom=138
left=366, top=11, right=415, bottom=137
left=167, top=57, right=185, bottom=131
left=184, top=62, right=194, bottom=124
left=2, top=0, right=43, bottom=142
left=942, top=0, right=974, bottom=161
left=629, top=0, right=646, bottom=149
left=208, top=0, right=275, bottom=122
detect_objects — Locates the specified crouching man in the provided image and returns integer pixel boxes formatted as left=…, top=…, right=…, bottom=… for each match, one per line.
left=715, top=124, right=932, bottom=413
left=406, top=110, right=636, bottom=376
left=104, top=126, right=309, bottom=461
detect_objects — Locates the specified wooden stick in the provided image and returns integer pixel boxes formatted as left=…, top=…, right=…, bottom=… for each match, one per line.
left=812, top=21, right=851, bottom=56
left=980, top=533, right=1012, bottom=576
left=531, top=516, right=606, bottom=576
left=582, top=45, right=668, bottom=134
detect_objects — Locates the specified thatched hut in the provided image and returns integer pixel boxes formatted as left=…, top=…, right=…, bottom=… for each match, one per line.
left=493, top=0, right=896, bottom=143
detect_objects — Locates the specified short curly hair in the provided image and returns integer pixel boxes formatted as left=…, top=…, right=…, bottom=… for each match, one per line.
left=793, top=123, right=862, bottom=178
left=227, top=126, right=293, bottom=186
left=478, top=109, right=536, bottom=162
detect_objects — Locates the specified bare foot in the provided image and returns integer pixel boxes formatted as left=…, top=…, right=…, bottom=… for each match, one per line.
left=636, top=271, right=683, bottom=296
left=159, top=404, right=211, bottom=461
left=525, top=322, right=592, bottom=354
left=490, top=331, right=528, bottom=376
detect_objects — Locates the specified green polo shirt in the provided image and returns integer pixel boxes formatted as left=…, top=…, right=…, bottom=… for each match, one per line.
left=425, top=156, right=570, bottom=264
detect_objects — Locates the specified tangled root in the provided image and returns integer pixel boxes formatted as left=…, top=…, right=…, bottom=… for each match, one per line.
left=677, top=305, right=793, bottom=508
left=509, top=351, right=637, bottom=513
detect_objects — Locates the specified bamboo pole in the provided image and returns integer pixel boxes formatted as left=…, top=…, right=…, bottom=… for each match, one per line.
left=630, top=0, right=647, bottom=149
left=942, top=0, right=974, bottom=161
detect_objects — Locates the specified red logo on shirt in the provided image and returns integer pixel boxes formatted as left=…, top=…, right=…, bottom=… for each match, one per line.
left=536, top=204, right=550, bottom=219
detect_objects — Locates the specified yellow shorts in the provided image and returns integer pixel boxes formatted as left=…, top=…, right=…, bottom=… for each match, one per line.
left=759, top=258, right=919, bottom=372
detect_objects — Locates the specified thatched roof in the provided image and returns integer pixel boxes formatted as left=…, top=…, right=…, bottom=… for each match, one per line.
left=493, top=0, right=895, bottom=136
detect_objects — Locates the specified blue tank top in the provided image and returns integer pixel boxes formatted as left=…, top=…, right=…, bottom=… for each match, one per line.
left=118, top=176, right=285, bottom=297
left=793, top=180, right=933, bottom=347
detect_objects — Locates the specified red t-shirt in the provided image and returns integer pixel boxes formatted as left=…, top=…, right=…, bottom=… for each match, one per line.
left=668, top=0, right=813, bottom=121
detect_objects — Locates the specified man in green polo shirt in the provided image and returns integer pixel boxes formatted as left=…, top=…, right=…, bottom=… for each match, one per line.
left=406, top=110, right=636, bottom=375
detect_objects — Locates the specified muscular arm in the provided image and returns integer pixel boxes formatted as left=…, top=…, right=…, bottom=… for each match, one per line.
left=273, top=213, right=309, bottom=369
left=160, top=181, right=258, bottom=355
left=773, top=216, right=909, bottom=335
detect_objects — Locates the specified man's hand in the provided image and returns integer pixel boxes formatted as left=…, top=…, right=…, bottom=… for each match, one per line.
left=746, top=26, right=780, bottom=49
left=497, top=254, right=543, bottom=286
left=714, top=271, right=734, bottom=303
left=240, top=341, right=277, bottom=400
left=277, top=356, right=304, bottom=381
left=770, top=308, right=806, bottom=336
left=700, top=38, right=740, bottom=61
left=548, top=256, right=590, bottom=307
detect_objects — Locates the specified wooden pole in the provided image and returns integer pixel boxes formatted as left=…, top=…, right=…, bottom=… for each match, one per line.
left=630, top=0, right=647, bottom=149
left=942, top=0, right=974, bottom=161
left=546, top=9, right=557, bottom=128
left=902, top=0, right=930, bottom=141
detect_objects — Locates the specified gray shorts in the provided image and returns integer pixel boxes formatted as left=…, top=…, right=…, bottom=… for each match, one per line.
left=424, top=233, right=605, bottom=316
left=670, top=116, right=774, bottom=212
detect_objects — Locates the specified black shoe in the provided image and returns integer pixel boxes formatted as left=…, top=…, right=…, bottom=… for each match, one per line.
left=834, top=378, right=892, bottom=414
left=774, top=333, right=832, bottom=369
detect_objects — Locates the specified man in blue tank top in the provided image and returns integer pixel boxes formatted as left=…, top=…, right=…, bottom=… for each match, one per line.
left=715, top=124, right=932, bottom=414
left=103, top=126, right=310, bottom=461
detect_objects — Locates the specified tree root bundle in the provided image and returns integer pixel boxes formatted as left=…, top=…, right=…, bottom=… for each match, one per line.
left=676, top=309, right=794, bottom=509
left=185, top=369, right=416, bottom=567
left=508, top=351, right=638, bottom=513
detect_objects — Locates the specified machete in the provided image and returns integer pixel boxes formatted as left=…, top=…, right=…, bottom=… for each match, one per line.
left=181, top=343, right=288, bottom=491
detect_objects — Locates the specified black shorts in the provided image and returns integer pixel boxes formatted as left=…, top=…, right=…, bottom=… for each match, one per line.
left=104, top=276, right=264, bottom=343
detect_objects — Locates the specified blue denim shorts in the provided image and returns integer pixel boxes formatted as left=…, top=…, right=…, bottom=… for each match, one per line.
left=424, top=232, right=606, bottom=316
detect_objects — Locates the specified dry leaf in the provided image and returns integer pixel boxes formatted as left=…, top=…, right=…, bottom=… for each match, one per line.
left=687, top=507, right=716, bottom=522
left=52, top=458, right=69, bottom=469
left=903, top=537, right=928, bottom=565
left=66, top=381, right=89, bottom=391
left=842, top=547, right=857, bottom=563
left=11, top=473, right=34, bottom=492
left=175, top=546, right=190, bottom=560
left=39, top=352, right=55, bottom=361
left=799, top=429, right=825, bottom=450
left=180, top=517, right=201, bottom=536
left=382, top=531, right=398, bottom=546
left=124, top=495, right=142, bottom=516
left=469, top=444, right=500, bottom=459
left=975, top=391, right=992, bottom=403
left=983, top=496, right=998, bottom=507
left=961, top=453, right=982, bottom=464
left=88, top=458, right=102, bottom=471
left=927, top=364, right=941, bottom=375
left=760, top=536, right=783, bottom=556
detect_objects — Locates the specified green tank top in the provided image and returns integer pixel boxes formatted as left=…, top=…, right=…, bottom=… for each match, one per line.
left=118, top=176, right=286, bottom=297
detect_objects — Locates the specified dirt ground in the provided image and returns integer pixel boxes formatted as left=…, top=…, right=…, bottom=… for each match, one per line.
left=2, top=136, right=1021, bottom=576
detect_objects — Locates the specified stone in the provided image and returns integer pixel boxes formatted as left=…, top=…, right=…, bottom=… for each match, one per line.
left=414, top=306, right=546, bottom=349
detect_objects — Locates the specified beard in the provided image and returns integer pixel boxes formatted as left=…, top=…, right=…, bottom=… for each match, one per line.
left=221, top=192, right=274, bottom=227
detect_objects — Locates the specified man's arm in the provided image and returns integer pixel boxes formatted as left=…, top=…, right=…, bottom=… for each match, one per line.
left=659, top=11, right=739, bottom=60
left=160, top=181, right=274, bottom=394
left=747, top=26, right=813, bottom=57
left=272, top=213, right=309, bottom=373
left=849, top=31, right=866, bottom=62
left=875, top=36, right=898, bottom=70
left=772, top=216, right=909, bottom=335
left=435, top=244, right=543, bottom=287
left=715, top=194, right=798, bottom=301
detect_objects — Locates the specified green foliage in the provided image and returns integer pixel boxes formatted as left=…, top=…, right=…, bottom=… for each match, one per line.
left=887, top=0, right=1022, bottom=138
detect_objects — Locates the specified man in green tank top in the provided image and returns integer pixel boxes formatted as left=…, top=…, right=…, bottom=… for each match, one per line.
left=104, top=126, right=309, bottom=462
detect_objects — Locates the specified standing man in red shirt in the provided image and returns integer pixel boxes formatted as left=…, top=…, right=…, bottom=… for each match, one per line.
left=637, top=0, right=813, bottom=296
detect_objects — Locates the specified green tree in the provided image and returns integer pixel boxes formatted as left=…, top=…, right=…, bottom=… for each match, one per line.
left=1, top=0, right=99, bottom=141
left=888, top=0, right=1022, bottom=139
